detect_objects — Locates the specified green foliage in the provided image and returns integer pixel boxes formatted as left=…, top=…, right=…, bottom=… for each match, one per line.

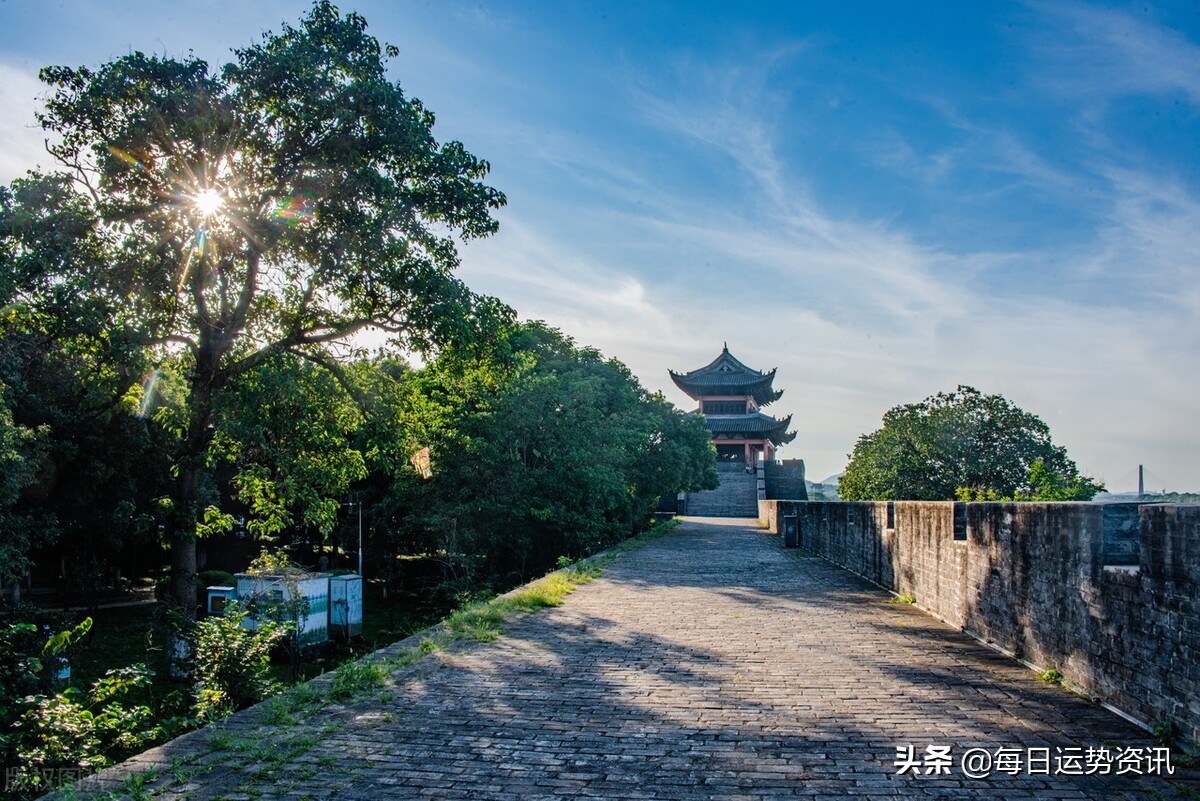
left=0, top=621, right=44, bottom=769
left=328, top=659, right=389, bottom=701
left=213, top=355, right=368, bottom=540
left=1017, top=459, right=1105, bottom=501
left=1038, top=667, right=1064, bottom=685
left=197, top=570, right=237, bottom=591
left=0, top=382, right=49, bottom=588
left=13, top=0, right=510, bottom=676
left=245, top=550, right=299, bottom=577
left=11, top=666, right=164, bottom=792
left=41, top=617, right=92, bottom=660
left=1, top=616, right=164, bottom=796
left=2, top=612, right=93, bottom=775
left=1, top=173, right=181, bottom=590
left=955, top=460, right=1106, bottom=502
left=371, top=322, right=716, bottom=590
left=1153, top=719, right=1178, bottom=748
left=839, top=385, right=1102, bottom=501
left=192, top=603, right=284, bottom=722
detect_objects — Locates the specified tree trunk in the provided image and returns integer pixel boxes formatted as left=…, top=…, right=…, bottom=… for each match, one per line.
left=166, top=357, right=218, bottom=681
left=166, top=528, right=197, bottom=680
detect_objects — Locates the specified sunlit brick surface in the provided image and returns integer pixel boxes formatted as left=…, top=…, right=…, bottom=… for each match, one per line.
left=57, top=518, right=1197, bottom=800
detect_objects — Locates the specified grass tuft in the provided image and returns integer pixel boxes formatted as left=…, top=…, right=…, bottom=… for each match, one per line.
left=444, top=602, right=507, bottom=641
left=329, top=659, right=389, bottom=700
left=258, top=682, right=322, bottom=725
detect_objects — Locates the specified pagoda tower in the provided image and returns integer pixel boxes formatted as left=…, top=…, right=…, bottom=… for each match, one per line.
left=669, top=344, right=796, bottom=466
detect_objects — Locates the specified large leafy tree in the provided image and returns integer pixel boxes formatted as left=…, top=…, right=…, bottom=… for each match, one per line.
left=838, top=385, right=1102, bottom=501
left=29, top=1, right=507, bottom=675
left=210, top=353, right=369, bottom=540
left=1, top=174, right=175, bottom=598
left=0, top=383, right=46, bottom=593
left=371, top=323, right=717, bottom=590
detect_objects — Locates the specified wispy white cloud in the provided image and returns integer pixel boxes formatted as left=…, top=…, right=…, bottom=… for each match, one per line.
left=468, top=32, right=1200, bottom=489
left=0, top=63, right=52, bottom=184
left=1029, top=0, right=1200, bottom=104
left=633, top=41, right=817, bottom=212
left=1095, top=164, right=1200, bottom=302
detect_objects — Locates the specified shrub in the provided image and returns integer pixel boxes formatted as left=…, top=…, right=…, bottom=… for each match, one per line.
left=198, top=570, right=237, bottom=590
left=2, top=616, right=164, bottom=797
left=11, top=665, right=164, bottom=793
left=192, top=602, right=284, bottom=722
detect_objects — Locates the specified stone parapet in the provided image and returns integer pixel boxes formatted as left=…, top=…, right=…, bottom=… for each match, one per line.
left=760, top=499, right=1200, bottom=746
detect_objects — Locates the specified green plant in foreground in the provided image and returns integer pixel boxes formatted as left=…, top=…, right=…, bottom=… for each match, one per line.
left=1038, top=667, right=1064, bottom=685
left=1152, top=719, right=1178, bottom=748
left=120, top=767, right=158, bottom=801
left=329, top=660, right=389, bottom=700
left=206, top=726, right=236, bottom=751
left=258, top=697, right=298, bottom=727
left=193, top=602, right=285, bottom=722
left=441, top=558, right=604, bottom=643
left=258, top=683, right=322, bottom=725
left=888, top=593, right=916, bottom=605
left=11, top=664, right=165, bottom=793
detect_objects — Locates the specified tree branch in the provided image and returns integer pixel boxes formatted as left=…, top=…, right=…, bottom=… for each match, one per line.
left=224, top=314, right=405, bottom=379
left=227, top=250, right=258, bottom=340
left=139, top=333, right=199, bottom=356
left=296, top=348, right=369, bottom=408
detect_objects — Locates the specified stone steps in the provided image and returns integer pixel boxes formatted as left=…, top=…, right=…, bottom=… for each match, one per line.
left=685, top=469, right=759, bottom=517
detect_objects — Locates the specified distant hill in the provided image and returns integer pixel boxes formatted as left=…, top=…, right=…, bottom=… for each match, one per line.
left=1116, top=492, right=1199, bottom=504
left=1093, top=492, right=1200, bottom=504
left=806, top=477, right=841, bottom=501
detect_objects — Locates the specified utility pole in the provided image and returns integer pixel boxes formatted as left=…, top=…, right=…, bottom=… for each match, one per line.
left=1138, top=464, right=1145, bottom=498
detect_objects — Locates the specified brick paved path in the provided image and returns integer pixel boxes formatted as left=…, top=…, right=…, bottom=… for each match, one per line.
left=62, top=518, right=1196, bottom=800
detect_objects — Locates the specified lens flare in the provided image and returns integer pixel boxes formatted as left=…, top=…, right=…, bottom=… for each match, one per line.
left=137, top=370, right=160, bottom=418
left=106, top=144, right=146, bottom=171
left=272, top=190, right=317, bottom=225
left=193, top=188, right=225, bottom=217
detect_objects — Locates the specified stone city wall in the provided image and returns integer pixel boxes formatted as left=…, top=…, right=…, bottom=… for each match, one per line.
left=759, top=499, right=1200, bottom=745
left=763, top=459, right=807, bottom=501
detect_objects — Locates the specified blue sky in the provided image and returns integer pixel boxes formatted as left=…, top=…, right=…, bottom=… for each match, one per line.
left=2, top=1, right=1199, bottom=490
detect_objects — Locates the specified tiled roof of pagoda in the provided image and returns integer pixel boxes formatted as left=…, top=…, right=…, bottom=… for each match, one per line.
left=669, top=345, right=783, bottom=406
left=701, top=412, right=797, bottom=446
